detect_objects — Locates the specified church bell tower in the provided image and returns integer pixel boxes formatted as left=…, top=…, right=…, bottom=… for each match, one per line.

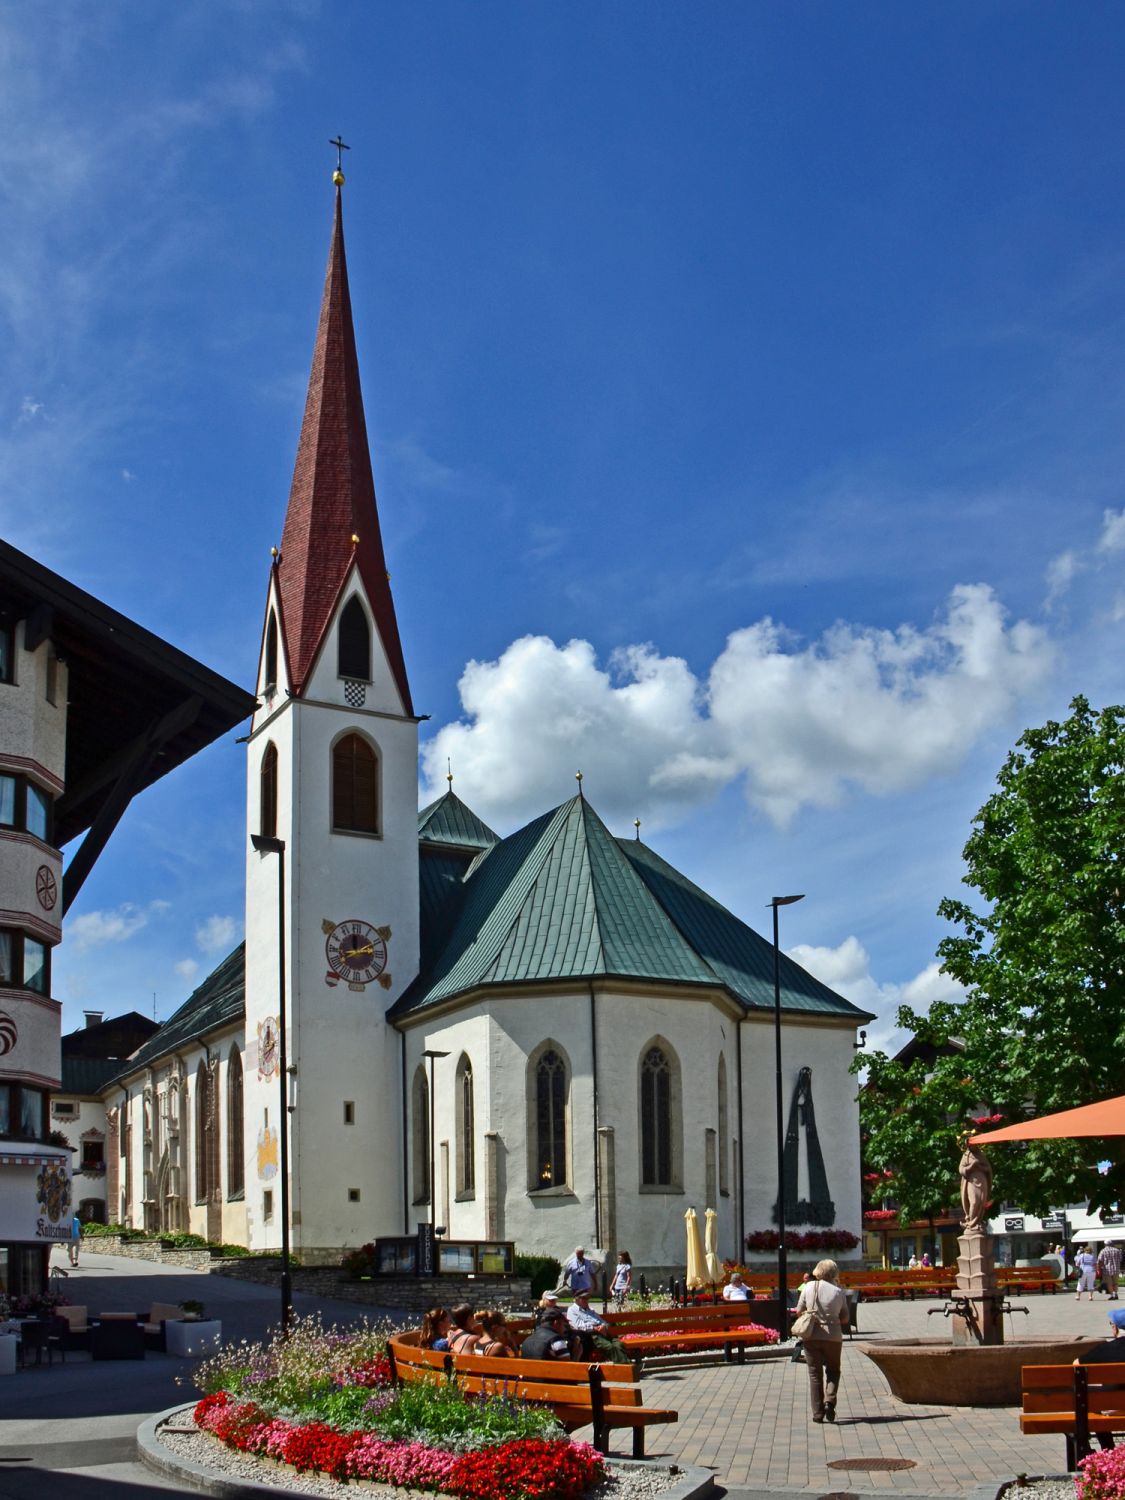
left=243, top=172, right=419, bottom=1260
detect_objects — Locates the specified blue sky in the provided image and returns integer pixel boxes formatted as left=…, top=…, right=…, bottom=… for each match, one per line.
left=3, top=3, right=1123, bottom=1044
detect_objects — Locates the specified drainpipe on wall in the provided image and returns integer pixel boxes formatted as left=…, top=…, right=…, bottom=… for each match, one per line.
left=399, top=1031, right=409, bottom=1234
left=735, top=1016, right=746, bottom=1259
left=589, top=983, right=601, bottom=1249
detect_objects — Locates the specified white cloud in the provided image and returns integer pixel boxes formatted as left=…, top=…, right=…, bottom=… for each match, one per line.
left=195, top=915, right=238, bottom=955
left=789, top=936, right=964, bottom=1056
left=68, top=903, right=150, bottom=950
left=422, top=583, right=1052, bottom=831
left=174, top=958, right=199, bottom=981
left=121, top=468, right=135, bottom=482
left=1098, top=508, right=1125, bottom=555
left=19, top=396, right=43, bottom=422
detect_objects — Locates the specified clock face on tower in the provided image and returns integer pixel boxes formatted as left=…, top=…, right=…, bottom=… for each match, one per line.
left=323, top=918, right=392, bottom=992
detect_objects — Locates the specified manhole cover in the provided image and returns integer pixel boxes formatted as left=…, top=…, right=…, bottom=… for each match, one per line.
left=829, top=1458, right=917, bottom=1472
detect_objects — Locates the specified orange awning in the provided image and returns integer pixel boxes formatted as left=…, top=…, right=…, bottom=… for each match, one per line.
left=970, top=1095, right=1125, bottom=1144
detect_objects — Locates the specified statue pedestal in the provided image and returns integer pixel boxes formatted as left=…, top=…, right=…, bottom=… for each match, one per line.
left=952, top=1232, right=1004, bottom=1346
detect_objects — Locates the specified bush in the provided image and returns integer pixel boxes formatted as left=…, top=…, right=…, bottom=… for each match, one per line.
left=158, top=1232, right=210, bottom=1250
left=514, top=1253, right=560, bottom=1298
left=342, top=1242, right=377, bottom=1279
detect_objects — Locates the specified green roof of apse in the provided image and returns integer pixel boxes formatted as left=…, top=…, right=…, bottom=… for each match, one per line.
left=617, top=838, right=874, bottom=1021
left=391, top=795, right=723, bottom=1017
left=418, top=789, right=499, bottom=851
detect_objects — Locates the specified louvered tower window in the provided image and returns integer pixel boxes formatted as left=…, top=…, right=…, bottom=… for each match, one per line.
left=264, top=611, right=278, bottom=691
left=260, top=742, right=278, bottom=839
left=332, top=733, right=378, bottom=833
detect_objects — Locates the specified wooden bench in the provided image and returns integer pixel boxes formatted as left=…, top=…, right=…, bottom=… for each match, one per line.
left=1021, top=1361, right=1125, bottom=1469
left=604, top=1302, right=774, bottom=1362
left=387, top=1337, right=676, bottom=1458
left=998, top=1266, right=1059, bottom=1294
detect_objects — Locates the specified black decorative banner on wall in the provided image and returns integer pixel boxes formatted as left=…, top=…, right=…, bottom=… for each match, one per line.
left=773, top=1066, right=836, bottom=1227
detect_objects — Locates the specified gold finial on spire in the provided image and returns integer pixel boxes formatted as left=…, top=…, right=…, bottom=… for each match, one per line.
left=351, top=532, right=359, bottom=546
left=575, top=771, right=584, bottom=797
left=270, top=546, right=279, bottom=559
left=330, top=135, right=350, bottom=186
left=447, top=758, right=453, bottom=790
left=634, top=818, right=641, bottom=840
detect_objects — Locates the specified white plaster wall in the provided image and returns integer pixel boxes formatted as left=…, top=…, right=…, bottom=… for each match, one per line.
left=0, top=991, right=62, bottom=1088
left=739, top=1014, right=863, bottom=1257
left=243, top=578, right=419, bottom=1256
left=65, top=1094, right=109, bottom=1219
left=0, top=622, right=67, bottom=784
left=0, top=835, right=62, bottom=944
left=404, top=1014, right=492, bottom=1241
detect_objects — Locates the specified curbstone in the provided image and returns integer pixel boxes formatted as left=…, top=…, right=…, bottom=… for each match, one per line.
left=137, top=1404, right=719, bottom=1500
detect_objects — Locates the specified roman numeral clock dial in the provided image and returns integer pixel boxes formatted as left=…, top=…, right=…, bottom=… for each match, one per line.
left=322, top=918, right=392, bottom=992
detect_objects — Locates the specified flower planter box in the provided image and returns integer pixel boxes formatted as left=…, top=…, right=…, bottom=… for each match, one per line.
left=165, top=1319, right=221, bottom=1358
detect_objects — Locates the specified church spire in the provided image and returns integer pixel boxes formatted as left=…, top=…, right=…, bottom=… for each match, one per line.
left=275, top=181, right=413, bottom=713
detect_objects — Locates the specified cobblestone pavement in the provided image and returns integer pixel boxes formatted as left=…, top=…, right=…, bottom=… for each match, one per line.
left=2, top=1253, right=1119, bottom=1499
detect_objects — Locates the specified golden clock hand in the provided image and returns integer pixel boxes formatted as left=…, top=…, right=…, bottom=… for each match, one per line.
left=343, top=945, right=375, bottom=958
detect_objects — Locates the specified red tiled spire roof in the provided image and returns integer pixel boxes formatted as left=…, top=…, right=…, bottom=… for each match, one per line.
left=276, top=187, right=413, bottom=713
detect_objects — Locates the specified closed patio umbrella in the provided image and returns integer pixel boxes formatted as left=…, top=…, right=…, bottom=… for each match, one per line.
left=970, top=1095, right=1125, bottom=1144
left=685, top=1207, right=706, bottom=1290
left=704, top=1207, right=723, bottom=1286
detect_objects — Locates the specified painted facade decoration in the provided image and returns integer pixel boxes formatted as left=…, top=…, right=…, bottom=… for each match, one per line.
left=776, top=1065, right=835, bottom=1227
left=257, top=1124, right=278, bottom=1181
left=257, top=1018, right=279, bottom=1081
left=0, top=1013, right=16, bottom=1055
left=35, top=1159, right=71, bottom=1235
left=323, top=918, right=392, bottom=991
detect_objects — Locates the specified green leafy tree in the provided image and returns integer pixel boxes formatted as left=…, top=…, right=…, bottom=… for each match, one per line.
left=858, top=697, right=1125, bottom=1218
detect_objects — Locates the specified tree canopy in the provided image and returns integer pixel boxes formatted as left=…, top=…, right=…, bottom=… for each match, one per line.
left=858, top=696, right=1125, bottom=1222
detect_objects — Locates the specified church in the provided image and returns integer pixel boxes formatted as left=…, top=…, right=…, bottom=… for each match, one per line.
left=58, top=181, right=873, bottom=1276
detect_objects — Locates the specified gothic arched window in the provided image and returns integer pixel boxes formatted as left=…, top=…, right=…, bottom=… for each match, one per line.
left=412, top=1066, right=430, bottom=1206
left=640, top=1041, right=681, bottom=1189
left=227, top=1048, right=244, bottom=1200
left=338, top=596, right=371, bottom=681
left=194, top=1063, right=210, bottom=1202
left=260, top=742, right=278, bottom=840
left=264, top=610, right=278, bottom=691
left=456, top=1055, right=475, bottom=1198
left=332, top=733, right=379, bottom=834
left=531, top=1044, right=569, bottom=1191
left=718, top=1054, right=729, bottom=1196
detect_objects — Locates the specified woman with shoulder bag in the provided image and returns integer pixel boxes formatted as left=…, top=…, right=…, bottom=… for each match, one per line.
left=792, top=1259, right=849, bottom=1423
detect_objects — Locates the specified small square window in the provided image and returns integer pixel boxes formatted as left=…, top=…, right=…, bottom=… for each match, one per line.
left=263, top=1190, right=274, bottom=1221
left=343, top=1101, right=355, bottom=1125
left=348, top=1188, right=361, bottom=1202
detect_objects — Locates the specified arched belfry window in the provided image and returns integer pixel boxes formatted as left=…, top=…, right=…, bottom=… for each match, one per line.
left=332, top=732, right=379, bottom=834
left=227, top=1048, right=244, bottom=1200
left=529, top=1043, right=569, bottom=1191
left=456, top=1054, right=475, bottom=1198
left=640, top=1040, right=681, bottom=1189
left=260, top=742, right=278, bottom=840
left=338, top=596, right=371, bottom=681
left=412, top=1066, right=430, bottom=1205
left=264, top=611, right=278, bottom=692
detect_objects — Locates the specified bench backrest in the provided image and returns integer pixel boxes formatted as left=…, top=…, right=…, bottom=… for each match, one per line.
left=1024, top=1362, right=1125, bottom=1421
left=387, top=1338, right=641, bottom=1411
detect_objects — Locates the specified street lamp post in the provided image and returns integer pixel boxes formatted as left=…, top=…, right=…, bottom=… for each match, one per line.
left=422, top=1049, right=449, bottom=1236
left=251, top=833, right=293, bottom=1334
left=771, top=893, right=805, bottom=1334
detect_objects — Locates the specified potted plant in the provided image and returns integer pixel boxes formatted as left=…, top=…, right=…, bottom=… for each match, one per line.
left=179, top=1299, right=205, bottom=1323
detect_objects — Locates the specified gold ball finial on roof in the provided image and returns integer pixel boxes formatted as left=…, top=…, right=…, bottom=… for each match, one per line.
left=333, top=169, right=346, bottom=187
left=330, top=136, right=350, bottom=188
left=351, top=532, right=359, bottom=546
left=270, top=546, right=279, bottom=559
left=634, top=818, right=641, bottom=840
left=447, top=757, right=453, bottom=789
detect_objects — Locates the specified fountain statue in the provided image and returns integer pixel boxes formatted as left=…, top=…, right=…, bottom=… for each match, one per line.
left=858, top=1136, right=1099, bottom=1405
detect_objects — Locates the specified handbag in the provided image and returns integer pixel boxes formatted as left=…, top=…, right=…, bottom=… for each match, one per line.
left=792, top=1282, right=829, bottom=1341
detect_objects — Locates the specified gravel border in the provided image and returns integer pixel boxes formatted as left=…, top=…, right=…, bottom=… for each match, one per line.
left=967, top=1477, right=1076, bottom=1500
left=137, top=1405, right=717, bottom=1500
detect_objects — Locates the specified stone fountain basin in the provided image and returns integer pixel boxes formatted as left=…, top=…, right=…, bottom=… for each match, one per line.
left=859, top=1336, right=1101, bottom=1407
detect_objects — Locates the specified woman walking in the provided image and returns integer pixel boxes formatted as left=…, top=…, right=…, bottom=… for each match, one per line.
left=610, top=1250, right=632, bottom=1310
left=793, top=1259, right=849, bottom=1423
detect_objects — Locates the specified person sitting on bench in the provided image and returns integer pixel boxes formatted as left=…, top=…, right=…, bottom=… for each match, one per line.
left=567, top=1291, right=629, bottom=1363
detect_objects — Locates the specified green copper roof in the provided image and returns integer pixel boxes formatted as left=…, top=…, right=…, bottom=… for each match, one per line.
left=618, top=838, right=874, bottom=1021
left=393, top=796, right=735, bottom=1018
left=418, top=789, right=499, bottom=851
left=109, top=944, right=245, bottom=1083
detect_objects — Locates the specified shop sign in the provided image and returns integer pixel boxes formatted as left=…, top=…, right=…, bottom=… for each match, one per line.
left=1040, top=1215, right=1066, bottom=1232
left=0, top=1157, right=72, bottom=1242
left=1102, top=1213, right=1125, bottom=1226
left=1004, top=1216, right=1025, bottom=1232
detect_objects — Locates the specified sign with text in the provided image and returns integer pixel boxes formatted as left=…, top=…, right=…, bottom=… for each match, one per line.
left=1004, top=1216, right=1025, bottom=1232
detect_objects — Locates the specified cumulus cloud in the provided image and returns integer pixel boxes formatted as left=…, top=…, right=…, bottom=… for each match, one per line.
left=69, top=903, right=151, bottom=950
left=1098, top=508, right=1125, bottom=555
left=195, top=915, right=238, bottom=955
left=1046, top=506, right=1125, bottom=603
left=789, top=936, right=964, bottom=1056
left=421, top=583, right=1052, bottom=830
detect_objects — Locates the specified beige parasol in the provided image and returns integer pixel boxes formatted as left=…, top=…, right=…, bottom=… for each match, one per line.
left=704, top=1207, right=723, bottom=1286
left=685, top=1207, right=706, bottom=1290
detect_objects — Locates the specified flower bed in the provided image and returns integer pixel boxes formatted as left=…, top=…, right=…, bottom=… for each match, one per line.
left=1080, top=1447, right=1125, bottom=1500
left=192, top=1315, right=605, bottom=1500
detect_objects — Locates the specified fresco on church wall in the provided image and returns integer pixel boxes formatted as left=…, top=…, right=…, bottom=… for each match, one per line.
left=257, top=1124, right=278, bottom=1180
